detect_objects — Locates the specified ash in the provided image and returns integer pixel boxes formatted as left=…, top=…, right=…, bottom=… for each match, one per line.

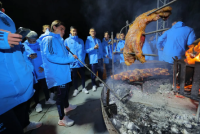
left=104, top=79, right=200, bottom=134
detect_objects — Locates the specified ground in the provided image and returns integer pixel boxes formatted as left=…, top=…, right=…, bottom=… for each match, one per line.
left=26, top=74, right=109, bottom=134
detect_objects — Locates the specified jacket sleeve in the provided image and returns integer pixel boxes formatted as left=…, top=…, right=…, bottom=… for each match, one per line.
left=20, top=44, right=34, bottom=72
left=187, top=29, right=196, bottom=46
left=103, top=42, right=108, bottom=57
left=85, top=39, right=94, bottom=53
left=157, top=31, right=167, bottom=49
left=0, top=31, right=10, bottom=49
left=43, top=37, right=75, bottom=64
left=81, top=40, right=86, bottom=60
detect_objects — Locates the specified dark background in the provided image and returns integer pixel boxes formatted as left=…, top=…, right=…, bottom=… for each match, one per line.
left=1, top=0, right=200, bottom=41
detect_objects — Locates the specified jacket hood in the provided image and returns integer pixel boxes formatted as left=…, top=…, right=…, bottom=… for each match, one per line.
left=39, top=29, right=51, bottom=41
left=69, top=34, right=78, bottom=39
left=173, top=21, right=185, bottom=28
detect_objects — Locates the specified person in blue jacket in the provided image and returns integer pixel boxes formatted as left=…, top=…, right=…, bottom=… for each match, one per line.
left=113, top=33, right=121, bottom=73
left=40, top=20, right=78, bottom=127
left=102, top=31, right=112, bottom=78
left=64, top=26, right=88, bottom=97
left=149, top=35, right=158, bottom=60
left=23, top=31, right=56, bottom=113
left=142, top=36, right=154, bottom=61
left=116, top=33, right=126, bottom=71
left=157, top=20, right=196, bottom=64
left=85, top=28, right=105, bottom=91
left=0, top=2, right=42, bottom=133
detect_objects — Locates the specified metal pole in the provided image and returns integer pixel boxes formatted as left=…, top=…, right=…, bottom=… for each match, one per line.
left=126, top=20, right=129, bottom=71
left=156, top=0, right=159, bottom=42
left=111, top=32, right=114, bottom=76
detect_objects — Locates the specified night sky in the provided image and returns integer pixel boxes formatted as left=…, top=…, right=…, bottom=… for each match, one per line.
left=1, top=0, right=200, bottom=41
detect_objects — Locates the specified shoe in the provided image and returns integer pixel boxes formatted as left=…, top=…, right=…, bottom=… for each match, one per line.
left=99, top=83, right=104, bottom=87
left=24, top=121, right=42, bottom=133
left=35, top=103, right=42, bottom=113
left=73, top=89, right=79, bottom=97
left=58, top=116, right=74, bottom=127
left=92, top=86, right=97, bottom=91
left=50, top=93, right=55, bottom=100
left=64, top=104, right=77, bottom=114
left=45, top=98, right=56, bottom=105
left=82, top=88, right=89, bottom=94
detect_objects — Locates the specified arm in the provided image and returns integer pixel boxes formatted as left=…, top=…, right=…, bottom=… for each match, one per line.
left=187, top=29, right=196, bottom=46
left=157, top=31, right=167, bottom=49
left=20, top=43, right=34, bottom=72
left=85, top=39, right=94, bottom=53
left=43, top=37, right=75, bottom=64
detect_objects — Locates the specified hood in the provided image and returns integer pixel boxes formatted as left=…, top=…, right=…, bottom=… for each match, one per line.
left=38, top=29, right=51, bottom=41
left=173, top=21, right=185, bottom=28
left=103, top=38, right=111, bottom=43
left=69, top=34, right=78, bottom=40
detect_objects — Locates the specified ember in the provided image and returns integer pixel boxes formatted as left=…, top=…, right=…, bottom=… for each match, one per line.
left=111, top=68, right=170, bottom=82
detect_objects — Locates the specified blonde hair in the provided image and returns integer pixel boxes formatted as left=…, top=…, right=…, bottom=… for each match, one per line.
left=43, top=25, right=50, bottom=30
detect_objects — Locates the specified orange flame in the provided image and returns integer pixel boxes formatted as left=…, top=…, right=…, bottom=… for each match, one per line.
left=184, top=42, right=200, bottom=64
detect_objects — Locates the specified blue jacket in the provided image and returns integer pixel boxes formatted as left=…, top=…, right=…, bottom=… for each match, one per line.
left=157, top=21, right=196, bottom=63
left=64, top=35, right=86, bottom=68
left=39, top=32, right=75, bottom=89
left=23, top=40, right=45, bottom=80
left=142, top=40, right=154, bottom=61
left=85, top=36, right=104, bottom=64
left=157, top=36, right=166, bottom=61
left=0, top=11, right=34, bottom=115
left=116, top=40, right=125, bottom=63
left=102, top=38, right=111, bottom=64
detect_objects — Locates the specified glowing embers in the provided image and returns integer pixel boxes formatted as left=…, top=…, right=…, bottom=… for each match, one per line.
left=185, top=42, right=200, bottom=65
left=111, top=68, right=170, bottom=82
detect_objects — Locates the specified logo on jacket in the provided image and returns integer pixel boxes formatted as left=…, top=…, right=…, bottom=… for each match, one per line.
left=0, top=14, right=10, bottom=27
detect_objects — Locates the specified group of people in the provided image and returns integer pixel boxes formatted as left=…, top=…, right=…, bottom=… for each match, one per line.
left=0, top=0, right=197, bottom=133
left=0, top=2, right=127, bottom=134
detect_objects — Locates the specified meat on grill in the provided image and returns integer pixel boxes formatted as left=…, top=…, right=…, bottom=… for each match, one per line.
left=111, top=68, right=170, bottom=82
left=124, top=6, right=172, bottom=66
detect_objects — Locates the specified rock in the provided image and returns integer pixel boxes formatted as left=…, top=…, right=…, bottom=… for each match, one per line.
left=149, top=130, right=153, bottom=134
left=157, top=130, right=162, bottom=134
left=132, top=131, right=138, bottom=134
left=182, top=129, right=189, bottom=134
left=171, top=126, right=179, bottom=133
left=112, top=119, right=121, bottom=128
left=184, top=123, right=192, bottom=129
left=127, top=130, right=133, bottom=134
left=127, top=122, right=135, bottom=130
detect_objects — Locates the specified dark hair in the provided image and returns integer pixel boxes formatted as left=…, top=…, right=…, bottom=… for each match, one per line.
left=50, top=20, right=65, bottom=32
left=0, top=1, right=2, bottom=10
left=70, top=26, right=77, bottom=31
left=89, top=27, right=95, bottom=32
left=104, top=31, right=109, bottom=35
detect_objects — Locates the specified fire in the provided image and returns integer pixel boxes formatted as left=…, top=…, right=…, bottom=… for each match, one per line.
left=184, top=42, right=200, bottom=64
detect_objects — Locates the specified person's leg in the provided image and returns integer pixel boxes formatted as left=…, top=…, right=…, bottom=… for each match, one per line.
left=72, top=68, right=78, bottom=90
left=13, top=101, right=30, bottom=129
left=79, top=67, right=85, bottom=89
left=33, top=83, right=39, bottom=105
left=0, top=108, right=24, bottom=134
left=105, top=64, right=110, bottom=78
left=91, top=63, right=98, bottom=86
left=56, top=85, right=67, bottom=120
left=97, top=59, right=103, bottom=80
left=39, top=79, right=50, bottom=101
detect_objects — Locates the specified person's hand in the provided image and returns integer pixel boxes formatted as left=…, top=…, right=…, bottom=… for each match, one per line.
left=0, top=29, right=22, bottom=47
left=120, top=48, right=124, bottom=52
left=94, top=44, right=99, bottom=49
left=113, top=52, right=116, bottom=54
left=73, top=55, right=78, bottom=59
left=29, top=54, right=37, bottom=59
left=38, top=67, right=44, bottom=73
left=66, top=46, right=70, bottom=51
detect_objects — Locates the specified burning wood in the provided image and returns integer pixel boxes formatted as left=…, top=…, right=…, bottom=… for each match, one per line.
left=185, top=40, right=200, bottom=64
left=111, top=68, right=170, bottom=82
left=124, top=6, right=172, bottom=66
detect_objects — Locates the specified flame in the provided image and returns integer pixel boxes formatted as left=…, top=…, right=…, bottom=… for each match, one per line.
left=184, top=42, right=200, bottom=64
